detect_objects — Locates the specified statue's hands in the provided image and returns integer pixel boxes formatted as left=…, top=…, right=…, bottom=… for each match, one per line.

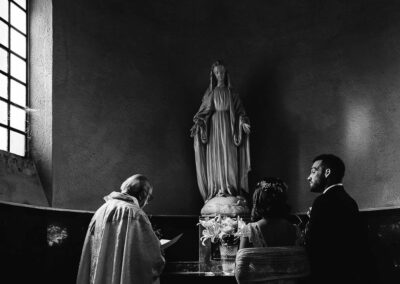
left=242, top=122, right=250, bottom=134
left=190, top=120, right=205, bottom=137
left=190, top=124, right=198, bottom=137
left=240, top=116, right=250, bottom=134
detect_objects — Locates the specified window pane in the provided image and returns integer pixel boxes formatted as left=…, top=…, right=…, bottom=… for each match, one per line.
left=0, top=100, right=7, bottom=125
left=11, top=28, right=26, bottom=58
left=0, top=47, right=7, bottom=72
left=10, top=130, right=24, bottom=156
left=10, top=2, right=26, bottom=34
left=0, top=21, right=8, bottom=47
left=10, top=105, right=25, bottom=131
left=10, top=53, right=25, bottom=82
left=0, top=73, right=7, bottom=99
left=14, top=0, right=25, bottom=10
left=0, top=126, right=7, bottom=151
left=0, top=0, right=8, bottom=22
left=10, top=79, right=25, bottom=106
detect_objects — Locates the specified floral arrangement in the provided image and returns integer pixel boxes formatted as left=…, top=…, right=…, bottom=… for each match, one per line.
left=47, top=224, right=68, bottom=247
left=257, top=179, right=287, bottom=194
left=199, top=215, right=247, bottom=245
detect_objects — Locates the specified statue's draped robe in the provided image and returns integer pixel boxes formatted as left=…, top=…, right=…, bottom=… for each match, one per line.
left=193, top=86, right=250, bottom=201
left=76, top=192, right=165, bottom=284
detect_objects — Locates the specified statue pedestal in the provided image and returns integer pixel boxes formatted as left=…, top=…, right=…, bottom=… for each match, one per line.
left=200, top=195, right=250, bottom=217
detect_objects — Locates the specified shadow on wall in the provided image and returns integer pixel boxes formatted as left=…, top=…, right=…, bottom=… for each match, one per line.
left=243, top=56, right=299, bottom=204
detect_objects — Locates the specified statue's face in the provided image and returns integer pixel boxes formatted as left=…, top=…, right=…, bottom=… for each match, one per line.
left=213, top=65, right=225, bottom=84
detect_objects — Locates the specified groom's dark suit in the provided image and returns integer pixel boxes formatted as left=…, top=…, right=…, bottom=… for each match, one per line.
left=305, top=185, right=369, bottom=283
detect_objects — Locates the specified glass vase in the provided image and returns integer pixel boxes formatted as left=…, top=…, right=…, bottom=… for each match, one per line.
left=219, top=242, right=238, bottom=275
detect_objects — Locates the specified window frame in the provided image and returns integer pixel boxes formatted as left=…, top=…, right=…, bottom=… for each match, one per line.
left=0, top=0, right=29, bottom=157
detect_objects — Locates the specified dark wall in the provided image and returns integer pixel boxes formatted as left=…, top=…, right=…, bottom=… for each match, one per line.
left=1, top=201, right=399, bottom=283
left=50, top=0, right=400, bottom=214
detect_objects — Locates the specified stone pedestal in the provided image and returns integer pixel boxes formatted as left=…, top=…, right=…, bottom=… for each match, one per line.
left=200, top=195, right=250, bottom=216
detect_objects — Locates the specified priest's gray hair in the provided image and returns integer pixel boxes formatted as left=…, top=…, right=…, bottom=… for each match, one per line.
left=120, top=174, right=152, bottom=202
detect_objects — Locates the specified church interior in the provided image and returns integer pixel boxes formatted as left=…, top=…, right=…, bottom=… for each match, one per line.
left=2, top=0, right=400, bottom=283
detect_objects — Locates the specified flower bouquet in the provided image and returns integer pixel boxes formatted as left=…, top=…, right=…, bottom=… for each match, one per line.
left=199, top=215, right=246, bottom=246
left=199, top=215, right=247, bottom=274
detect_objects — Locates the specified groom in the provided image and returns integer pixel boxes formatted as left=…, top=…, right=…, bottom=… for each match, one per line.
left=305, top=154, right=376, bottom=284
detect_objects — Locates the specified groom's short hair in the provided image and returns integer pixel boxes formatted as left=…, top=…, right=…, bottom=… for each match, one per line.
left=313, top=154, right=345, bottom=182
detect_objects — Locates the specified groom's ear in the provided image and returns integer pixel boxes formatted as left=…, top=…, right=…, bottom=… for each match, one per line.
left=324, top=168, right=331, bottom=178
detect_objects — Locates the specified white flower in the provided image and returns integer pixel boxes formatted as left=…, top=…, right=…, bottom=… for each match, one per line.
left=198, top=215, right=247, bottom=245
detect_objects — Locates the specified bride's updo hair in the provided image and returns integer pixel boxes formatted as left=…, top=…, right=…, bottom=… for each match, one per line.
left=251, top=177, right=291, bottom=222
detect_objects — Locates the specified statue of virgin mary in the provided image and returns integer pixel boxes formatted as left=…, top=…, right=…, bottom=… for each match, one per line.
left=190, top=60, right=251, bottom=216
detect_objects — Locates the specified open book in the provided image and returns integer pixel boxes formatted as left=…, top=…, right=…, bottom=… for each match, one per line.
left=160, top=233, right=183, bottom=250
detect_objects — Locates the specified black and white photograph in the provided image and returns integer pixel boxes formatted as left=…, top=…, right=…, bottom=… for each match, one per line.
left=1, top=0, right=400, bottom=283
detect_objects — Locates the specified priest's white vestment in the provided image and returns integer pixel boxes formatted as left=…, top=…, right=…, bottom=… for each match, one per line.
left=76, top=192, right=165, bottom=284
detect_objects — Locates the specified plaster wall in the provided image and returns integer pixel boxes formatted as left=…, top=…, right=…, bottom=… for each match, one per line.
left=0, top=151, right=48, bottom=206
left=30, top=0, right=53, bottom=204
left=50, top=0, right=400, bottom=214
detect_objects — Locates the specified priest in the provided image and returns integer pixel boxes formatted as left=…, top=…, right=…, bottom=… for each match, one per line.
left=76, top=174, right=165, bottom=284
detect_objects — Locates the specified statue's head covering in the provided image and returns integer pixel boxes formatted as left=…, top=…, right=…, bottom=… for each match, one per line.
left=209, top=60, right=232, bottom=90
